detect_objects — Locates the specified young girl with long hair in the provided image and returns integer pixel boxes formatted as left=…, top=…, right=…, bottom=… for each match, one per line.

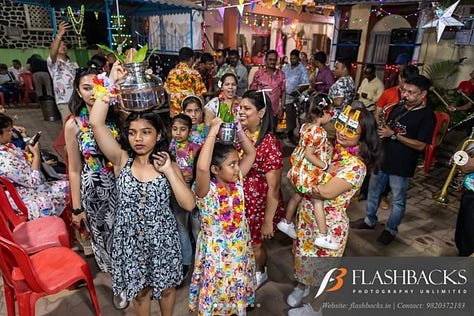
left=189, top=117, right=256, bottom=315
left=90, top=96, right=195, bottom=316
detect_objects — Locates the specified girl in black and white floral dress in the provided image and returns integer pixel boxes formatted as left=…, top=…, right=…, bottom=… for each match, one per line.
left=90, top=95, right=195, bottom=316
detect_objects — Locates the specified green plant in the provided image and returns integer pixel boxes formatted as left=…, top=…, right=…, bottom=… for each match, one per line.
left=97, top=44, right=158, bottom=64
left=424, top=59, right=464, bottom=89
left=218, top=102, right=234, bottom=123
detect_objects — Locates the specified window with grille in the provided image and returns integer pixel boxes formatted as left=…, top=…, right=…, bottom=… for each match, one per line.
left=24, top=4, right=53, bottom=31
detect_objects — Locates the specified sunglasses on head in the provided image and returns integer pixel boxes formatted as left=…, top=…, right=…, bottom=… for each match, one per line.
left=334, top=105, right=361, bottom=138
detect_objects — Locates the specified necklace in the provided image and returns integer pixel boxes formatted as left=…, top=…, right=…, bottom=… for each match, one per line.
left=332, top=143, right=359, bottom=168
left=212, top=178, right=244, bottom=234
left=79, top=107, right=118, bottom=174
left=169, top=139, right=196, bottom=173
left=245, top=128, right=260, bottom=145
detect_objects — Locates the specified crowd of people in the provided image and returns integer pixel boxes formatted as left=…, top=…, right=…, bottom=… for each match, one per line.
left=1, top=21, right=473, bottom=315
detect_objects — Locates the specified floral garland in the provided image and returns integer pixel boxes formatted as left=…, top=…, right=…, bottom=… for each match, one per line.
left=169, top=139, right=197, bottom=174
left=212, top=178, right=244, bottom=234
left=93, top=73, right=117, bottom=100
left=332, top=143, right=359, bottom=167
left=189, top=123, right=208, bottom=146
left=79, top=107, right=118, bottom=174
left=245, top=129, right=260, bottom=145
left=1, top=143, right=32, bottom=162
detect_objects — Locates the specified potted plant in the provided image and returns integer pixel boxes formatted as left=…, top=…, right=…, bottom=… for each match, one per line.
left=217, top=102, right=236, bottom=144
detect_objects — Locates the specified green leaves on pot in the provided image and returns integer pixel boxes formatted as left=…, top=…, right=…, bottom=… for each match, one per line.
left=218, top=102, right=234, bottom=123
left=97, top=44, right=158, bottom=64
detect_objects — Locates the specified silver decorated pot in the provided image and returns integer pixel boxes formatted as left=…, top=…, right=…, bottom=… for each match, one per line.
left=116, top=62, right=165, bottom=112
left=218, top=122, right=236, bottom=144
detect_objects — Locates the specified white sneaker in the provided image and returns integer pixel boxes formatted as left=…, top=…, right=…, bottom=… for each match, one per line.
left=277, top=220, right=297, bottom=239
left=256, top=266, right=268, bottom=289
left=287, top=285, right=310, bottom=307
left=288, top=303, right=322, bottom=316
left=314, top=235, right=341, bottom=250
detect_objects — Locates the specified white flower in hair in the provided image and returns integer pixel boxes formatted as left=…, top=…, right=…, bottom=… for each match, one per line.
left=218, top=80, right=223, bottom=89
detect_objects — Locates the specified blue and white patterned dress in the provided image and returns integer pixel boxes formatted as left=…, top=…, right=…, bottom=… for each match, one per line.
left=112, top=158, right=183, bottom=300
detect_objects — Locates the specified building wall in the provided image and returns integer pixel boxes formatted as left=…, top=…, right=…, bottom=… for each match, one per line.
left=0, top=0, right=92, bottom=66
left=0, top=0, right=85, bottom=49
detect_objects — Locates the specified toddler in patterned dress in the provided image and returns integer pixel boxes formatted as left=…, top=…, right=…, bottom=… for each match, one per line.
left=277, top=94, right=341, bottom=250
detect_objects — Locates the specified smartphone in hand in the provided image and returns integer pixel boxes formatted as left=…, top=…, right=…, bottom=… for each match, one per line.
left=29, top=131, right=42, bottom=146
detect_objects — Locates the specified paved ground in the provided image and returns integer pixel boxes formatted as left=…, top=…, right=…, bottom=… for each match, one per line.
left=0, top=106, right=466, bottom=315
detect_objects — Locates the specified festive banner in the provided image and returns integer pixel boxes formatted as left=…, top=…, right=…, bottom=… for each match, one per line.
left=218, top=7, right=225, bottom=19
left=250, top=1, right=256, bottom=12
left=237, top=4, right=245, bottom=16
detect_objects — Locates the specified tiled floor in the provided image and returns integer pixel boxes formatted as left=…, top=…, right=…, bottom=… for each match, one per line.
left=0, top=107, right=464, bottom=315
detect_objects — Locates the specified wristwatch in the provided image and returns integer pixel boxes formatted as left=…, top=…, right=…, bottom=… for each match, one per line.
left=72, top=208, right=84, bottom=215
left=390, top=133, right=398, bottom=140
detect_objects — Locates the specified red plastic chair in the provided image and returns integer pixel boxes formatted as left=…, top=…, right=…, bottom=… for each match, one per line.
left=0, top=236, right=101, bottom=316
left=423, top=111, right=451, bottom=173
left=19, top=73, right=35, bottom=105
left=0, top=176, right=70, bottom=253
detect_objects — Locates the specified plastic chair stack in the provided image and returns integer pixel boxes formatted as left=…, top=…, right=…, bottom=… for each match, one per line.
left=0, top=176, right=70, bottom=253
left=423, top=111, right=451, bottom=173
left=0, top=236, right=101, bottom=316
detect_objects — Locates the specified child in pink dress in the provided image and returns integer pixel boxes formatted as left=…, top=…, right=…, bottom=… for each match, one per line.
left=277, top=95, right=340, bottom=250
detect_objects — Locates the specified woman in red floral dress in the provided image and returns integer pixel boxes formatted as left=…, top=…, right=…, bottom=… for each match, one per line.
left=239, top=89, right=285, bottom=290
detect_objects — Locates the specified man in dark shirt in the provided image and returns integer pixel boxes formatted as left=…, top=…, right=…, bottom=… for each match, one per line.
left=26, top=54, right=52, bottom=98
left=351, top=75, right=436, bottom=245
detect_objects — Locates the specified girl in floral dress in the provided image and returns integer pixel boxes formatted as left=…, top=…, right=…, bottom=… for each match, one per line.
left=64, top=65, right=129, bottom=309
left=277, top=94, right=339, bottom=251
left=189, top=117, right=256, bottom=315
left=182, top=95, right=208, bottom=147
left=169, top=113, right=201, bottom=278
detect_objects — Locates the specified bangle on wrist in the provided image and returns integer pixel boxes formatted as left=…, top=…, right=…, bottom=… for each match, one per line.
left=322, top=162, right=329, bottom=171
left=72, top=208, right=84, bottom=215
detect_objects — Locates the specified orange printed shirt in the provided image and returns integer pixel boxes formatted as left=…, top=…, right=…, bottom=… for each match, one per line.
left=165, top=62, right=207, bottom=117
